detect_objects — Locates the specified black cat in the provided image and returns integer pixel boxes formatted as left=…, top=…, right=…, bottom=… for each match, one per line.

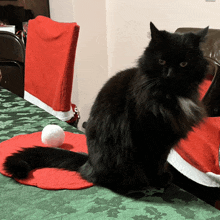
left=4, top=23, right=209, bottom=191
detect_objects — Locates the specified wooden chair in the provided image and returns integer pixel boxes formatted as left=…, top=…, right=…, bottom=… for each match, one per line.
left=0, top=31, right=25, bottom=97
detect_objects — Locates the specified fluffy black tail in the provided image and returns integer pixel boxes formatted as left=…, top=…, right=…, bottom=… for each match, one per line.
left=3, top=146, right=88, bottom=179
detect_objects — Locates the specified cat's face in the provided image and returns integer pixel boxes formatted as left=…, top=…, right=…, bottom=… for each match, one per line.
left=141, top=23, right=209, bottom=89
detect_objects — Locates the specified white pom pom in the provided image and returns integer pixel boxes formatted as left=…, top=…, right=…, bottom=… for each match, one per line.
left=41, top=125, right=65, bottom=147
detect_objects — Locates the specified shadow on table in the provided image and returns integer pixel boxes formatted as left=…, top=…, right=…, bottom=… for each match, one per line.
left=107, top=183, right=199, bottom=205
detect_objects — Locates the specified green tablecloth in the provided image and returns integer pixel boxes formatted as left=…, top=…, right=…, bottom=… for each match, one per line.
left=1, top=87, right=220, bottom=220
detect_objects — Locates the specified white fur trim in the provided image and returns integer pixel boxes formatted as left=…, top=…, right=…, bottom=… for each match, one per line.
left=24, top=91, right=74, bottom=121
left=167, top=149, right=220, bottom=187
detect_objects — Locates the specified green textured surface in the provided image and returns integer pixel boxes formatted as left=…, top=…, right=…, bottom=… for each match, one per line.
left=1, top=87, right=220, bottom=219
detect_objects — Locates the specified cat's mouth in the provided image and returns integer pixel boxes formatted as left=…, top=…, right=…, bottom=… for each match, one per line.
left=153, top=78, right=182, bottom=97
left=160, top=76, right=177, bottom=87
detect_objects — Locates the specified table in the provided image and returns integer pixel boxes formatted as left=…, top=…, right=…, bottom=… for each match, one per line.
left=1, top=87, right=220, bottom=219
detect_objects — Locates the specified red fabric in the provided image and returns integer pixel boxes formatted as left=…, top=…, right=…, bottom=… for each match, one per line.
left=175, top=78, right=220, bottom=175
left=0, top=132, right=93, bottom=190
left=169, top=78, right=220, bottom=187
left=175, top=117, right=220, bottom=174
left=215, top=201, right=220, bottom=210
left=25, top=16, right=79, bottom=112
left=199, top=76, right=213, bottom=100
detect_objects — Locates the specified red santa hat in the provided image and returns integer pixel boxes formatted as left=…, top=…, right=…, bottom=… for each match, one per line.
left=168, top=79, right=220, bottom=187
left=168, top=117, right=220, bottom=187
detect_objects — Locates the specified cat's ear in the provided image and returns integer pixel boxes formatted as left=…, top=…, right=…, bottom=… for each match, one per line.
left=150, top=22, right=162, bottom=41
left=196, top=26, right=209, bottom=42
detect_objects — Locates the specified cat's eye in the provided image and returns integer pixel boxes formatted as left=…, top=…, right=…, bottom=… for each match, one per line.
left=180, top=62, right=188, bottom=67
left=159, top=59, right=166, bottom=65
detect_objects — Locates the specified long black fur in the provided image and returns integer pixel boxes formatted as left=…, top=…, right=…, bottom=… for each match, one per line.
left=4, top=23, right=209, bottom=191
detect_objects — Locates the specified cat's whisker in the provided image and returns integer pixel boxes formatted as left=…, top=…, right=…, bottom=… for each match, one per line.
left=144, top=78, right=160, bottom=90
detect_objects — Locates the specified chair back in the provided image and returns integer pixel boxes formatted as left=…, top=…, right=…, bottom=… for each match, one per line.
left=175, top=28, right=220, bottom=117
left=0, top=31, right=25, bottom=97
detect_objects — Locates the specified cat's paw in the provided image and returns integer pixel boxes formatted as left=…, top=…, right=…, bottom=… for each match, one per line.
left=152, top=171, right=173, bottom=188
left=160, top=171, right=173, bottom=187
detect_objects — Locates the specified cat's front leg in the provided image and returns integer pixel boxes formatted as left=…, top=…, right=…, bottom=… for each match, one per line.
left=149, top=171, right=172, bottom=189
left=149, top=161, right=173, bottom=188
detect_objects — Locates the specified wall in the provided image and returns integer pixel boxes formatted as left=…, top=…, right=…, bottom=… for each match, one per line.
left=49, top=0, right=220, bottom=130
left=49, top=0, right=108, bottom=131
left=49, top=0, right=74, bottom=22
left=106, top=0, right=220, bottom=77
left=71, top=0, right=108, bottom=131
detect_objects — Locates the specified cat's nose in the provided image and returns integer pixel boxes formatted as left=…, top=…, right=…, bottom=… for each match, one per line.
left=167, top=68, right=174, bottom=78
